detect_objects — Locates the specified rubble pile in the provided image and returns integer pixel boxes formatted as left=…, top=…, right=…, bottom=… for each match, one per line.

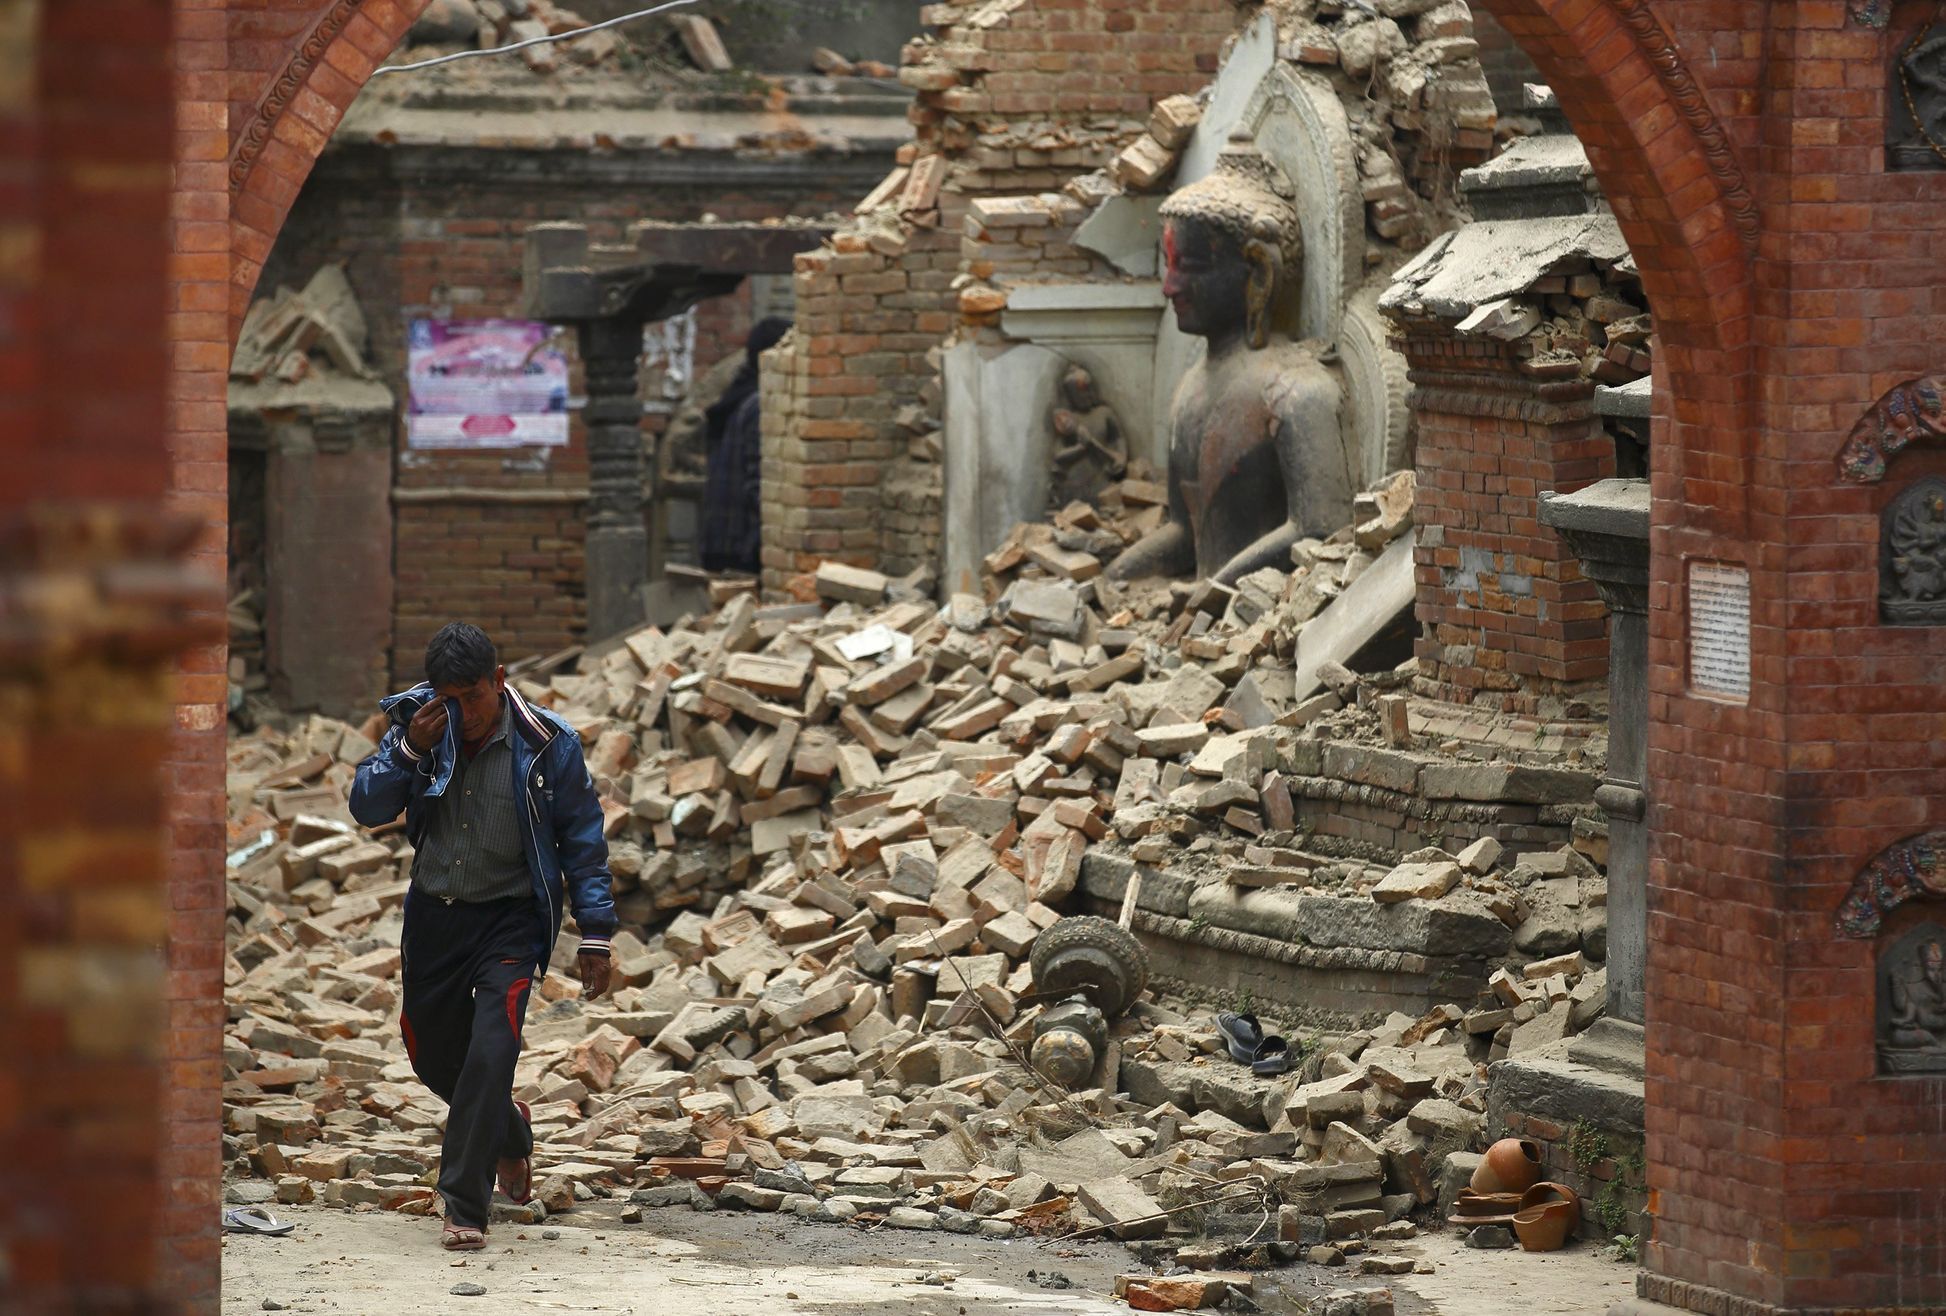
left=223, top=478, right=1613, bottom=1288
left=402, top=0, right=705, bottom=73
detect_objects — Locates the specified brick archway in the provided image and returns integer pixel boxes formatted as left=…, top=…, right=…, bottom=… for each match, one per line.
left=176, top=0, right=1769, bottom=1307
left=227, top=0, right=433, bottom=333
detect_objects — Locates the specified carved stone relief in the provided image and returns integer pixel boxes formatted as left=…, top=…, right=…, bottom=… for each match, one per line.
left=1048, top=365, right=1129, bottom=509
left=1879, top=923, right=1946, bottom=1075
left=1889, top=20, right=1946, bottom=171
left=1882, top=476, right=1946, bottom=625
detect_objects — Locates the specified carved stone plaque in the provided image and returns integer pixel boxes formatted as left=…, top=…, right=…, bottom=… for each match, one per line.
left=1688, top=561, right=1750, bottom=702
left=1881, top=477, right=1946, bottom=625
left=1888, top=21, right=1946, bottom=172
left=1879, top=922, right=1946, bottom=1075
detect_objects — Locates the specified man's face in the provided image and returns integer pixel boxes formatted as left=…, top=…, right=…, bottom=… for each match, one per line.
left=1162, top=218, right=1251, bottom=342
left=435, top=667, right=506, bottom=743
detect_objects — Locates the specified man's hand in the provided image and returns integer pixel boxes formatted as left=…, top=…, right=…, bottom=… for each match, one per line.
left=405, top=698, right=449, bottom=754
left=577, top=951, right=612, bottom=1000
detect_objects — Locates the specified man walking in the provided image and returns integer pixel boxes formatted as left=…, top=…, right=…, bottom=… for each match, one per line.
left=350, top=622, right=617, bottom=1250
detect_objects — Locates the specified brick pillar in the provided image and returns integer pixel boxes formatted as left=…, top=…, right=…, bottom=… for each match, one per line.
left=1, top=1, right=219, bottom=1309
left=1396, top=326, right=1613, bottom=713
left=165, top=0, right=231, bottom=1304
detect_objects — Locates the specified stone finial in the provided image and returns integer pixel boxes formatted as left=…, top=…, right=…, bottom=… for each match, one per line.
left=1158, top=130, right=1303, bottom=270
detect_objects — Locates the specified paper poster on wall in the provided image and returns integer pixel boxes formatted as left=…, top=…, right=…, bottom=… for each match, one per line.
left=406, top=318, right=570, bottom=449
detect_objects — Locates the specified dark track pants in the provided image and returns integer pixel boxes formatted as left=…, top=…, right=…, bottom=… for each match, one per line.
left=400, top=893, right=540, bottom=1229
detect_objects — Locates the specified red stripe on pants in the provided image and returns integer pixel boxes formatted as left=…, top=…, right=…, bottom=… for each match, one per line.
left=504, top=978, right=530, bottom=1040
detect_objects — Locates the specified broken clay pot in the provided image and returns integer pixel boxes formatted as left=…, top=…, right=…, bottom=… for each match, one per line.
left=1445, top=1190, right=1523, bottom=1227
left=1512, top=1201, right=1576, bottom=1252
left=1470, top=1137, right=1544, bottom=1195
left=1511, top=1182, right=1581, bottom=1252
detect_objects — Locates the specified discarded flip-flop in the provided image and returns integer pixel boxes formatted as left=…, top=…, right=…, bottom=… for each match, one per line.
left=1251, top=1035, right=1292, bottom=1076
left=1215, top=1012, right=1264, bottom=1065
left=223, top=1206, right=295, bottom=1237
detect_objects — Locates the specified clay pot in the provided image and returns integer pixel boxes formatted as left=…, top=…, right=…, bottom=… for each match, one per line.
left=1469, top=1138, right=1544, bottom=1195
left=1513, top=1201, right=1576, bottom=1252
left=1511, top=1182, right=1582, bottom=1251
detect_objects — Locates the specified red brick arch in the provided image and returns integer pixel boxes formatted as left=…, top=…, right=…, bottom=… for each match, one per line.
left=227, top=0, right=433, bottom=333
left=1473, top=0, right=1759, bottom=525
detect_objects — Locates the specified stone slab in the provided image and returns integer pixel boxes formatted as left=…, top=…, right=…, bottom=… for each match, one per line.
left=1293, top=531, right=1417, bottom=702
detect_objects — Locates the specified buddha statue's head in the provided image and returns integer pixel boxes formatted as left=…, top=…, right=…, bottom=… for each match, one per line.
left=1158, top=131, right=1303, bottom=351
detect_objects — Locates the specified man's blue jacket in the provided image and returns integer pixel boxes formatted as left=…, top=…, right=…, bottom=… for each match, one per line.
left=349, top=682, right=616, bottom=974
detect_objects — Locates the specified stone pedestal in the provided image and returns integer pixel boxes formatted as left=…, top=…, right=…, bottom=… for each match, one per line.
left=1540, top=477, right=1649, bottom=1025
left=230, top=379, right=397, bottom=719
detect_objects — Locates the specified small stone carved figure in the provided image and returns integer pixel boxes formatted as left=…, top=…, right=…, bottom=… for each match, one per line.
left=1107, top=131, right=1355, bottom=587
left=1888, top=939, right=1946, bottom=1044
left=1881, top=478, right=1946, bottom=624
left=1049, top=365, right=1128, bottom=507
left=1884, top=937, right=1946, bottom=1070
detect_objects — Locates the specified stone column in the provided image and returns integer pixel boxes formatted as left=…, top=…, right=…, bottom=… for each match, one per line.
left=578, top=316, right=649, bottom=641
left=1539, top=478, right=1649, bottom=1025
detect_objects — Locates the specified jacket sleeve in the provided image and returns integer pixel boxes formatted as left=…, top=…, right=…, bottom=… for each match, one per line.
left=348, top=725, right=428, bottom=828
left=548, top=733, right=617, bottom=950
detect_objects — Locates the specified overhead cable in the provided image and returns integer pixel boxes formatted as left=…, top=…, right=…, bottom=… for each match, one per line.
left=371, top=0, right=703, bottom=77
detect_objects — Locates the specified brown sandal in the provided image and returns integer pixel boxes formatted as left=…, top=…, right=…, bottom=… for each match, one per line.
left=497, top=1100, right=533, bottom=1205
left=441, top=1223, right=487, bottom=1251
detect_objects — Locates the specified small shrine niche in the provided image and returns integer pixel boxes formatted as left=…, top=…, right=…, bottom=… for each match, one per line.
left=1879, top=922, right=1946, bottom=1075
left=1888, top=20, right=1946, bottom=171
left=1880, top=476, right=1946, bottom=625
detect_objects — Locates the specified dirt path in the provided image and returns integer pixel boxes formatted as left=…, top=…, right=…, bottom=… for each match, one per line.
left=221, top=1205, right=1634, bottom=1315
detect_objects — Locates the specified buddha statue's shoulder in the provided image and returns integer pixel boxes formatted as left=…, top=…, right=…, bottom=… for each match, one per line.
left=1241, top=338, right=1339, bottom=414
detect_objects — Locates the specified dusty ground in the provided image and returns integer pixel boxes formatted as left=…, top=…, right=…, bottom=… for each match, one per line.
left=221, top=1204, right=1633, bottom=1315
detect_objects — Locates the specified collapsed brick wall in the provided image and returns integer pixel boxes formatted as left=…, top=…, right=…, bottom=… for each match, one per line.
left=761, top=0, right=1235, bottom=588
left=1390, top=248, right=1651, bottom=714
left=255, top=147, right=861, bottom=685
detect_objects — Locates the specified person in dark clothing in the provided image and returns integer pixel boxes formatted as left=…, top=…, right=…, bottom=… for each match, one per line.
left=349, top=623, right=616, bottom=1251
left=700, top=316, right=792, bottom=574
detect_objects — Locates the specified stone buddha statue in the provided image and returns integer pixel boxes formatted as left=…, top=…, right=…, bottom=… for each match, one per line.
left=1108, top=131, right=1356, bottom=586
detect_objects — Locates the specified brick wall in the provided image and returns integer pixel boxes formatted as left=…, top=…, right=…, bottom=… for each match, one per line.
left=762, top=0, right=1235, bottom=589
left=258, top=146, right=869, bottom=685
left=1397, top=330, right=1615, bottom=714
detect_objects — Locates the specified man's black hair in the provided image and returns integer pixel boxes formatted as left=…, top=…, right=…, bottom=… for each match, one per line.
left=425, top=622, right=499, bottom=689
